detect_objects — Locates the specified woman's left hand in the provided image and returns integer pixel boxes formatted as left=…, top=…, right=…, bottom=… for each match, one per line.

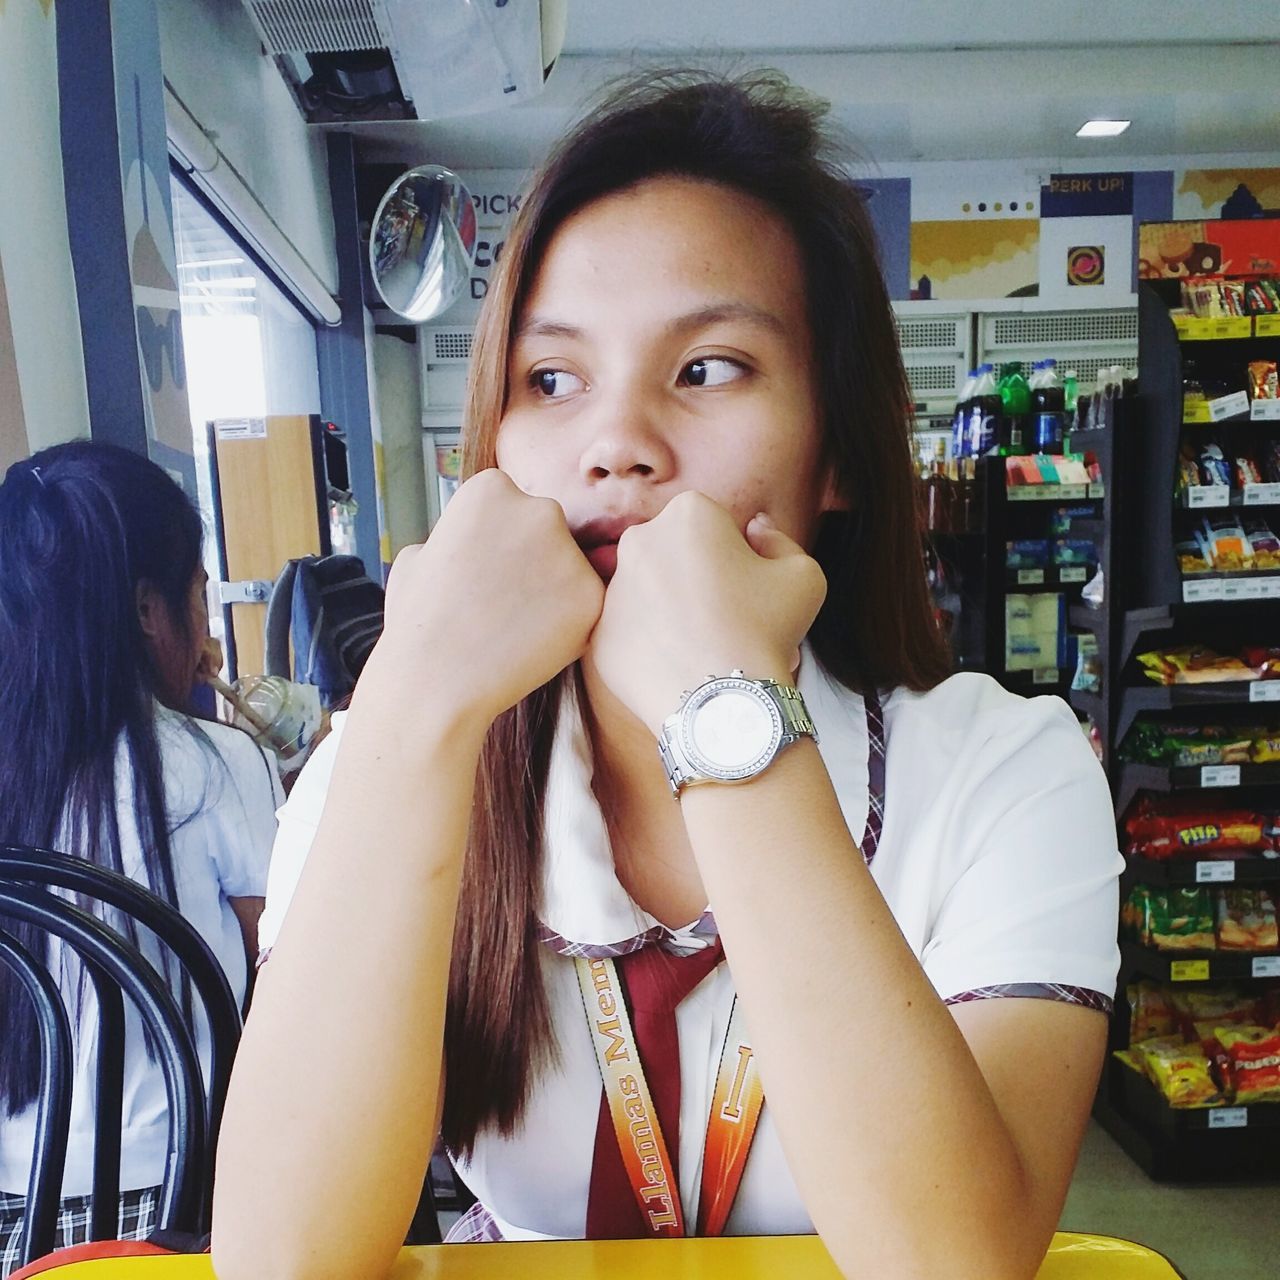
left=587, top=491, right=826, bottom=734
left=195, top=635, right=224, bottom=685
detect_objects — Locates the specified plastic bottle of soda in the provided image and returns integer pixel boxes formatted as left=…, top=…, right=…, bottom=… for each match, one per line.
left=953, top=369, right=977, bottom=459
left=967, top=364, right=1000, bottom=456
left=997, top=361, right=1031, bottom=455
left=1032, top=358, right=1065, bottom=454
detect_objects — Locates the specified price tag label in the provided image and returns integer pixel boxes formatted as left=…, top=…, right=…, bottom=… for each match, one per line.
left=1196, top=860, right=1236, bottom=883
left=1170, top=959, right=1211, bottom=982
left=1250, top=682, right=1280, bottom=703
left=1202, top=765, right=1242, bottom=788
left=1187, top=486, right=1231, bottom=509
left=1244, top=483, right=1280, bottom=505
left=1208, top=1107, right=1249, bottom=1130
left=1222, top=578, right=1264, bottom=602
left=1256, top=315, right=1280, bottom=338
left=1261, top=577, right=1280, bottom=599
left=1250, top=399, right=1280, bottom=421
left=1087, top=483, right=1106, bottom=500
left=1209, top=391, right=1251, bottom=422
left=1252, top=956, right=1280, bottom=978
left=1017, top=569, right=1045, bottom=585
left=1182, top=579, right=1224, bottom=603
left=1059, top=566, right=1088, bottom=584
left=1033, top=668, right=1058, bottom=685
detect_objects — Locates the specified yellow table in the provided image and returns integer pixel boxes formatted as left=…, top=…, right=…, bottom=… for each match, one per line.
left=24, top=1232, right=1183, bottom=1278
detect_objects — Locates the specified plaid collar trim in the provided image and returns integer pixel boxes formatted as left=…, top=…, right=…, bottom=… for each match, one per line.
left=535, top=646, right=885, bottom=958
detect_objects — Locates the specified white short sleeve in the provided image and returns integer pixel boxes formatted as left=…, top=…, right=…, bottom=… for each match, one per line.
left=205, top=728, right=285, bottom=899
left=917, top=694, right=1123, bottom=1002
left=256, top=710, right=350, bottom=957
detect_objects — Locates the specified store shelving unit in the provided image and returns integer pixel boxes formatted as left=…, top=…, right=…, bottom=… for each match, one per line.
left=1092, top=267, right=1280, bottom=1182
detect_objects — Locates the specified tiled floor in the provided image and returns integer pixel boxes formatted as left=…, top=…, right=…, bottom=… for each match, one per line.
left=1058, top=1121, right=1279, bottom=1279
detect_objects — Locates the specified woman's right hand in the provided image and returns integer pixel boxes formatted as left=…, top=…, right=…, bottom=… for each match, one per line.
left=364, top=469, right=604, bottom=728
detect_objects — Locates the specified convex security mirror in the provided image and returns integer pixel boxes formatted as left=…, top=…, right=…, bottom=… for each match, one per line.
left=369, top=165, right=478, bottom=322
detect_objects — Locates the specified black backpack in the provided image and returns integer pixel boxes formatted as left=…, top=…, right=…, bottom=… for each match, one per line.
left=264, top=555, right=385, bottom=709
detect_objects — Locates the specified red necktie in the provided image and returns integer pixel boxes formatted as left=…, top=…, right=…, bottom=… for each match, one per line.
left=584, top=939, right=725, bottom=1238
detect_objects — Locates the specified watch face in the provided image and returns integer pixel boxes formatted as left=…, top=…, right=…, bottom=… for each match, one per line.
left=681, top=678, right=783, bottom=780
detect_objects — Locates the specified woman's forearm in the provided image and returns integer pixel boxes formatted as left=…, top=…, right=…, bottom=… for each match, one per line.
left=680, top=741, right=1048, bottom=1280
left=211, top=669, right=487, bottom=1280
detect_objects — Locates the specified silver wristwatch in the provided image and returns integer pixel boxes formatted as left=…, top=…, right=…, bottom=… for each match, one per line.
left=657, top=670, right=818, bottom=798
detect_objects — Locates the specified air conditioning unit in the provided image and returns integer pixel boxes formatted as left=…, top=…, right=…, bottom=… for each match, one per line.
left=241, top=0, right=568, bottom=124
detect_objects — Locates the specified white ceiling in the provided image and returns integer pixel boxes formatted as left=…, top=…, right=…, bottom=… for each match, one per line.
left=347, top=1, right=1280, bottom=171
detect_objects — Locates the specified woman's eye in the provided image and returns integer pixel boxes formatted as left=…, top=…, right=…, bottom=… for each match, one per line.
left=682, top=357, right=745, bottom=388
left=531, top=369, right=584, bottom=399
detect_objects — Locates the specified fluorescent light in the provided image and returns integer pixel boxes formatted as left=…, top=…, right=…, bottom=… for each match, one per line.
left=1076, top=119, right=1131, bottom=138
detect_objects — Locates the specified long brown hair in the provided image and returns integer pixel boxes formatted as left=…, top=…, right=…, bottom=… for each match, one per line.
left=443, top=69, right=951, bottom=1155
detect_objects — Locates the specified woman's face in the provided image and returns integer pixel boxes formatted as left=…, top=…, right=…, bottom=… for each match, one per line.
left=496, top=177, right=836, bottom=580
left=141, top=566, right=209, bottom=707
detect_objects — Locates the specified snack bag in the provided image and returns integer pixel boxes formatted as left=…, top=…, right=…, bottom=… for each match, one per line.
left=1253, top=735, right=1280, bottom=763
left=1244, top=519, right=1280, bottom=572
left=1197, top=443, right=1233, bottom=489
left=1235, top=454, right=1264, bottom=488
left=1134, top=1039, right=1224, bottom=1107
left=1248, top=360, right=1279, bottom=401
left=1242, top=646, right=1280, bottom=680
left=1148, top=887, right=1216, bottom=951
left=1216, top=888, right=1279, bottom=951
left=1212, top=1025, right=1280, bottom=1104
left=1128, top=980, right=1176, bottom=1043
left=1203, top=515, right=1252, bottom=572
left=1175, top=537, right=1212, bottom=576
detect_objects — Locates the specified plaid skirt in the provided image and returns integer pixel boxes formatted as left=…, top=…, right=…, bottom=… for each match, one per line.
left=0, top=1186, right=159, bottom=1278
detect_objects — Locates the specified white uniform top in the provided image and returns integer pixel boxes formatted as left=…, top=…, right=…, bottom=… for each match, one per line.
left=0, top=708, right=282, bottom=1198
left=258, top=650, right=1123, bottom=1241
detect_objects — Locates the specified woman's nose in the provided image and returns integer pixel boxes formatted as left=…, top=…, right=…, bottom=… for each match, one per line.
left=578, top=393, right=676, bottom=483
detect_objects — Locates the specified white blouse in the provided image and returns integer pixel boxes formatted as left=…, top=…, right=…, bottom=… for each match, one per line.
left=259, top=650, right=1122, bottom=1240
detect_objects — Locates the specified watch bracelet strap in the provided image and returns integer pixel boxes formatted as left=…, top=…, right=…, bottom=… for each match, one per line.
left=767, top=679, right=818, bottom=745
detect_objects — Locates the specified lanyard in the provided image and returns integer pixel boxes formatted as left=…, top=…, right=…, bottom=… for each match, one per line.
left=575, top=954, right=764, bottom=1238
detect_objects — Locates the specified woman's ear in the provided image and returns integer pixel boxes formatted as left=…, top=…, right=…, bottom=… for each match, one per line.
left=135, top=580, right=164, bottom=639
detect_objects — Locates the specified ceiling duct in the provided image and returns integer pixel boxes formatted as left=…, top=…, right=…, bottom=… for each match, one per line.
left=239, top=0, right=567, bottom=124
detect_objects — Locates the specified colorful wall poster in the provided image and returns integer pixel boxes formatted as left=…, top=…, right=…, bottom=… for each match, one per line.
left=1176, top=169, right=1280, bottom=220
left=1138, top=219, right=1280, bottom=281
left=910, top=218, right=1040, bottom=300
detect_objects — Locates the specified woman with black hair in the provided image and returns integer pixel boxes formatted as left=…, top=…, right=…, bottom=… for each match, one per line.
left=0, top=441, right=281, bottom=1274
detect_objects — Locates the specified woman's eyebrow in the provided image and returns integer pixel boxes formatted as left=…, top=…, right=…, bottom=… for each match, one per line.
left=666, top=303, right=788, bottom=339
left=515, top=303, right=787, bottom=344
left=515, top=317, right=583, bottom=342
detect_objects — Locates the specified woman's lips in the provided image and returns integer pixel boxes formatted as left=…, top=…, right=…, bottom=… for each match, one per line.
left=585, top=542, right=618, bottom=580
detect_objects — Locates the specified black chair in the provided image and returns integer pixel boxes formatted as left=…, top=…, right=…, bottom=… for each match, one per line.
left=0, top=884, right=205, bottom=1270
left=0, top=846, right=241, bottom=1176
left=0, top=926, right=72, bottom=1266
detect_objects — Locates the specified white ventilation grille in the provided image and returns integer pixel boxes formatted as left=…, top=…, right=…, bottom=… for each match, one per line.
left=246, top=0, right=387, bottom=54
left=986, top=310, right=1137, bottom=348
left=426, top=328, right=473, bottom=364
left=895, top=317, right=966, bottom=353
left=906, top=362, right=964, bottom=398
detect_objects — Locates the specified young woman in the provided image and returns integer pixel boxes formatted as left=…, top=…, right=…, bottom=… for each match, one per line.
left=0, top=442, right=281, bottom=1273
left=214, top=72, right=1122, bottom=1280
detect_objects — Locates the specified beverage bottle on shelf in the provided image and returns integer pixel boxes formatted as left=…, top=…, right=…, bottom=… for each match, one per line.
left=967, top=363, right=1000, bottom=457
left=924, top=435, right=952, bottom=533
left=953, top=368, right=977, bottom=459
left=997, top=361, right=1031, bottom=455
left=1031, top=358, right=1065, bottom=454
left=1063, top=369, right=1079, bottom=424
